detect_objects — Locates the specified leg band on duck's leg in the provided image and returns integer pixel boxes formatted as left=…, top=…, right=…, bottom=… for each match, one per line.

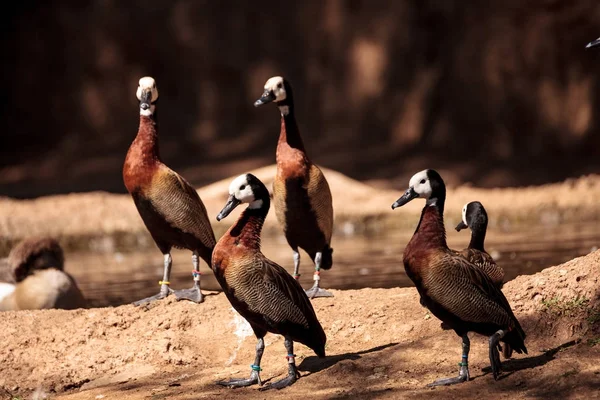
left=293, top=251, right=301, bottom=280
left=174, top=251, right=204, bottom=303
left=426, top=334, right=471, bottom=387
left=252, top=337, right=265, bottom=386
left=489, top=329, right=506, bottom=380
left=458, top=334, right=470, bottom=381
left=259, top=337, right=299, bottom=391
left=217, top=338, right=264, bottom=388
left=133, top=253, right=174, bottom=305
left=305, top=252, right=333, bottom=298
left=160, top=253, right=173, bottom=295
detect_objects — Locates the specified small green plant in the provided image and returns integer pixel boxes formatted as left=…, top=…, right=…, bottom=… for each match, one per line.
left=587, top=308, right=600, bottom=325
left=541, top=295, right=590, bottom=317
left=587, top=337, right=600, bottom=347
left=561, top=368, right=578, bottom=378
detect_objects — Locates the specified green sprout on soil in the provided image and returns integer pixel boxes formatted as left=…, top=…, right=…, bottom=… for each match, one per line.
left=587, top=337, right=600, bottom=347
left=541, top=295, right=590, bottom=317
left=561, top=368, right=578, bottom=378
left=587, top=309, right=600, bottom=325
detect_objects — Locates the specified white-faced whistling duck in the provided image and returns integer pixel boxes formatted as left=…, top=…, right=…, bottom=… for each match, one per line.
left=0, top=237, right=86, bottom=311
left=455, top=201, right=513, bottom=359
left=455, top=201, right=505, bottom=288
left=123, top=77, right=216, bottom=305
left=212, top=173, right=326, bottom=390
left=391, top=169, right=527, bottom=386
left=254, top=76, right=334, bottom=299
left=586, top=37, right=600, bottom=48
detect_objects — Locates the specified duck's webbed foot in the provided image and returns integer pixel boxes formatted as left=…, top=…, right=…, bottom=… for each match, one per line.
left=259, top=337, right=300, bottom=391
left=218, top=338, right=264, bottom=388
left=426, top=334, right=470, bottom=387
left=216, top=370, right=260, bottom=388
left=173, top=286, right=203, bottom=303
left=489, top=330, right=506, bottom=380
left=133, top=284, right=173, bottom=306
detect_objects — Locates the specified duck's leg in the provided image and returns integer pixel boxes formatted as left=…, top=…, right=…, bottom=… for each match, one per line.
left=217, top=337, right=265, bottom=388
left=134, top=253, right=174, bottom=305
left=489, top=330, right=505, bottom=380
left=292, top=250, right=301, bottom=280
left=305, top=252, right=334, bottom=299
left=427, top=334, right=470, bottom=387
left=260, top=337, right=300, bottom=391
left=174, top=251, right=204, bottom=303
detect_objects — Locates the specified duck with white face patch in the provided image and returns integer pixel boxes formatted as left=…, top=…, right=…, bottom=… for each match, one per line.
left=455, top=200, right=511, bottom=358
left=123, top=76, right=216, bottom=306
left=392, top=169, right=527, bottom=386
left=212, top=173, right=327, bottom=390
left=254, top=76, right=335, bottom=299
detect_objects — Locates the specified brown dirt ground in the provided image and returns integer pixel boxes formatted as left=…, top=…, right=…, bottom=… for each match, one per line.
left=0, top=250, right=599, bottom=400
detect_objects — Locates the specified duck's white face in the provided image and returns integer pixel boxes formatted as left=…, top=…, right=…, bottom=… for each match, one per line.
left=229, top=174, right=255, bottom=204
left=229, top=174, right=263, bottom=209
left=408, top=169, right=433, bottom=199
left=136, top=76, right=159, bottom=116
left=462, top=202, right=469, bottom=226
left=263, top=76, right=287, bottom=102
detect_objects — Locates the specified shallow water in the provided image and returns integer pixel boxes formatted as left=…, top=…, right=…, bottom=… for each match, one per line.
left=68, top=220, right=600, bottom=308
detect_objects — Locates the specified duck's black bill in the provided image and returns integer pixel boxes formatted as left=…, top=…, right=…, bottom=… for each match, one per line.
left=391, top=187, right=419, bottom=209
left=217, top=195, right=241, bottom=221
left=140, top=89, right=152, bottom=110
left=586, top=38, right=600, bottom=49
left=455, top=221, right=468, bottom=231
left=254, top=90, right=276, bottom=107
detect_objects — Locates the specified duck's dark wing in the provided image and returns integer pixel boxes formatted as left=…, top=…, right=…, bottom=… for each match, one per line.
left=459, top=248, right=504, bottom=288
left=307, top=164, right=333, bottom=244
left=145, top=165, right=216, bottom=249
left=425, top=252, right=518, bottom=329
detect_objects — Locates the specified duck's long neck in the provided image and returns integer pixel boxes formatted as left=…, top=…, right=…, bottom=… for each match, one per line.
left=132, top=115, right=160, bottom=162
left=412, top=199, right=448, bottom=249
left=228, top=198, right=270, bottom=250
left=468, top=222, right=486, bottom=251
left=277, top=99, right=306, bottom=153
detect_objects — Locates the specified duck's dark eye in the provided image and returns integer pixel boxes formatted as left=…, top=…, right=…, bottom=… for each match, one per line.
left=240, top=185, right=246, bottom=190
left=420, top=179, right=426, bottom=184
left=277, top=83, right=283, bottom=89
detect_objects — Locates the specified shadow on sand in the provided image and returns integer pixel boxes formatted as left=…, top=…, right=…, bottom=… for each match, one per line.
left=480, top=339, right=581, bottom=380
left=298, top=342, right=400, bottom=374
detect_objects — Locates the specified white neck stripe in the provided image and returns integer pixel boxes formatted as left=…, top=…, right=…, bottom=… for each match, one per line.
left=248, top=199, right=263, bottom=209
left=279, top=105, right=289, bottom=116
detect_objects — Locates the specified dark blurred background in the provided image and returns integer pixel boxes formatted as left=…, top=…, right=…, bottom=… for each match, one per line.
left=2, top=0, right=600, bottom=198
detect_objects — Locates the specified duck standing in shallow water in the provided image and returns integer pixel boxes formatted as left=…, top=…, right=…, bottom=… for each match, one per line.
left=123, top=77, right=216, bottom=305
left=212, top=173, right=326, bottom=390
left=0, top=237, right=86, bottom=311
left=392, top=169, right=527, bottom=386
left=254, top=76, right=334, bottom=299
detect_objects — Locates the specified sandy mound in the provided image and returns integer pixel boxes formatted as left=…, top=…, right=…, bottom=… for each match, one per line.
left=0, top=251, right=598, bottom=399
left=0, top=167, right=600, bottom=253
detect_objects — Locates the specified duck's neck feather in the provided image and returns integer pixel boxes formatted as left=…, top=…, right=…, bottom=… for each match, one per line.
left=133, top=115, right=161, bottom=162
left=468, top=228, right=486, bottom=251
left=228, top=199, right=270, bottom=250
left=411, top=202, right=448, bottom=250
left=277, top=106, right=306, bottom=153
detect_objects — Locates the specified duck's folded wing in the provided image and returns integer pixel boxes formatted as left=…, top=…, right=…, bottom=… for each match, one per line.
left=146, top=166, right=216, bottom=246
left=425, top=253, right=515, bottom=327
